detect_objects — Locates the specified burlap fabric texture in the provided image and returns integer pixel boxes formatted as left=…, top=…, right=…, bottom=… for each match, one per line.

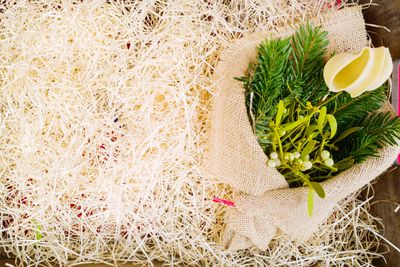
left=208, top=6, right=400, bottom=251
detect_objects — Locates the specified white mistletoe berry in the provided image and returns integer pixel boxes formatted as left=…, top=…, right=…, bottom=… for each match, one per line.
left=303, top=160, right=313, bottom=170
left=270, top=152, right=279, bottom=160
left=324, top=158, right=334, bottom=167
left=321, top=150, right=330, bottom=160
left=268, top=160, right=277, bottom=168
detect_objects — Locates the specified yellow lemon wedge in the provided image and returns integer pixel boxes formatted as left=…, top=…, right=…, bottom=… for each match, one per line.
left=323, top=47, right=393, bottom=97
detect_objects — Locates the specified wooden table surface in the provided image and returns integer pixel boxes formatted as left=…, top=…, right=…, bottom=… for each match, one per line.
left=360, top=0, right=400, bottom=266
left=371, top=169, right=400, bottom=266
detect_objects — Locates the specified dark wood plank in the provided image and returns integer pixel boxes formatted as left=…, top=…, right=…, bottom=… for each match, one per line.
left=371, top=168, right=400, bottom=266
left=359, top=0, right=400, bottom=265
left=361, top=0, right=400, bottom=59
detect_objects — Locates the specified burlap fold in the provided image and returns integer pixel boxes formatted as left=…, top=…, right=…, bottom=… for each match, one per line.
left=208, top=6, right=399, bottom=251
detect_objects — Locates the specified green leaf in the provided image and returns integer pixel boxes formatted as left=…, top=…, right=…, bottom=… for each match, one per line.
left=258, top=139, right=272, bottom=144
left=301, top=140, right=317, bottom=159
left=326, top=114, right=337, bottom=139
left=333, top=158, right=355, bottom=171
left=310, top=182, right=326, bottom=198
left=290, top=128, right=306, bottom=143
left=333, top=127, right=361, bottom=144
left=308, top=187, right=314, bottom=217
left=318, top=106, right=327, bottom=134
left=281, top=116, right=307, bottom=132
left=305, top=125, right=318, bottom=137
left=276, top=100, right=285, bottom=126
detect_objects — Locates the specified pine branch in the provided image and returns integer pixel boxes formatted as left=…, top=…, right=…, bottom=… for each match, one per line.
left=359, top=112, right=400, bottom=146
left=287, top=24, right=329, bottom=103
left=240, top=24, right=329, bottom=124
left=331, top=85, right=387, bottom=126
left=334, top=112, right=400, bottom=163
left=247, top=37, right=292, bottom=120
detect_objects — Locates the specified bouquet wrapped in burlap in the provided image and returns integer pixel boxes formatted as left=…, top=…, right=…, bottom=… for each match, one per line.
left=209, top=6, right=399, bottom=251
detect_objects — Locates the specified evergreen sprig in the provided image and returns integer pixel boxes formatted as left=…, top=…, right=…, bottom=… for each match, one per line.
left=238, top=37, right=292, bottom=124
left=287, top=24, right=329, bottom=103
left=334, top=112, right=400, bottom=164
left=330, top=85, right=387, bottom=126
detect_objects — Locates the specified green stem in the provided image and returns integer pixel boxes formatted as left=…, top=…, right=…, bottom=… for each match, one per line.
left=287, top=83, right=307, bottom=109
left=287, top=178, right=302, bottom=183
left=281, top=163, right=310, bottom=184
left=309, top=174, right=334, bottom=181
left=275, top=130, right=284, bottom=161
left=313, top=160, right=338, bottom=172
left=319, top=138, right=326, bottom=154
left=324, top=143, right=338, bottom=150
left=317, top=91, right=343, bottom=107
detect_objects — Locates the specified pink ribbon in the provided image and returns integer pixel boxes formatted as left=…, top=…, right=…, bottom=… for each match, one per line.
left=213, top=197, right=235, bottom=207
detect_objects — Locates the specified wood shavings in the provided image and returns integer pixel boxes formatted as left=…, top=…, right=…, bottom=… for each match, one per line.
left=0, top=0, right=388, bottom=266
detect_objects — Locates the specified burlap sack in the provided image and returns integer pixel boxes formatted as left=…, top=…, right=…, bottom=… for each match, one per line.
left=209, top=6, right=400, bottom=251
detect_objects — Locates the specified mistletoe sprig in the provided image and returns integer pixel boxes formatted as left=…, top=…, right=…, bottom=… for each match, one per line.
left=238, top=24, right=400, bottom=216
